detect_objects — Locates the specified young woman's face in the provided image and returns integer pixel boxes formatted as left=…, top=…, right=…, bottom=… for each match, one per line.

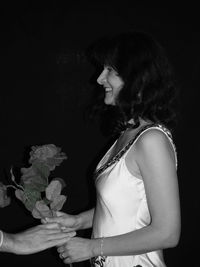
left=97, top=66, right=124, bottom=105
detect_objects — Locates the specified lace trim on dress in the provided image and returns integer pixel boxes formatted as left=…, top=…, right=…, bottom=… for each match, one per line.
left=91, top=256, right=107, bottom=267
left=94, top=123, right=177, bottom=180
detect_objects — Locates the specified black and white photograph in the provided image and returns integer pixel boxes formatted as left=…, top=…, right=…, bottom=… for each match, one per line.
left=0, top=2, right=199, bottom=267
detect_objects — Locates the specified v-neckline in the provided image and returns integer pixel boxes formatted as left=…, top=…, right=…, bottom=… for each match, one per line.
left=94, top=123, right=159, bottom=178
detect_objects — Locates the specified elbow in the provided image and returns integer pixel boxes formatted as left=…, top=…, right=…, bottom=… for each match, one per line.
left=161, top=225, right=181, bottom=249
left=152, top=213, right=181, bottom=249
left=163, top=232, right=180, bottom=248
left=152, top=221, right=181, bottom=249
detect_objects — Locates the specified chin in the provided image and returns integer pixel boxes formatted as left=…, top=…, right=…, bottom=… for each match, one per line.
left=104, top=98, right=116, bottom=106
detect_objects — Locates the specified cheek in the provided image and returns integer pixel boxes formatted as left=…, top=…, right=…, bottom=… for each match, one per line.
left=116, top=80, right=124, bottom=92
left=116, top=75, right=124, bottom=86
left=111, top=77, right=123, bottom=87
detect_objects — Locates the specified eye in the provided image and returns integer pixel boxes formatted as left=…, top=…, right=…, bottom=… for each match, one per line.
left=106, top=66, right=113, bottom=72
left=105, top=66, right=119, bottom=76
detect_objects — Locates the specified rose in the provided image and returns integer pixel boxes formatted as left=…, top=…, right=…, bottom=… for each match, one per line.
left=29, top=144, right=59, bottom=162
left=29, top=144, right=67, bottom=171
left=0, top=144, right=67, bottom=219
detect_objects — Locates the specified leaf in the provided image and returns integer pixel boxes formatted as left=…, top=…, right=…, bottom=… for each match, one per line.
left=45, top=180, right=62, bottom=201
left=0, top=183, right=11, bottom=208
left=42, top=197, right=51, bottom=205
left=2, top=197, right=11, bottom=207
left=24, top=188, right=41, bottom=199
left=22, top=175, right=47, bottom=192
left=21, top=164, right=48, bottom=192
left=23, top=188, right=41, bottom=212
left=46, top=155, right=67, bottom=169
left=25, top=182, right=46, bottom=192
left=15, top=189, right=26, bottom=203
left=24, top=200, right=36, bottom=212
left=50, top=195, right=67, bottom=211
left=21, top=166, right=36, bottom=178
left=52, top=178, right=66, bottom=189
left=32, top=160, right=50, bottom=180
left=32, top=200, right=52, bottom=219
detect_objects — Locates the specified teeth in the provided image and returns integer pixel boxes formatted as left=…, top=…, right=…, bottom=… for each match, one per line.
left=105, top=88, right=112, bottom=92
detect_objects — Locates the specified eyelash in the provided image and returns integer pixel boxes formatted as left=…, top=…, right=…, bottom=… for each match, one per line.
left=107, top=67, right=113, bottom=72
left=105, top=66, right=119, bottom=76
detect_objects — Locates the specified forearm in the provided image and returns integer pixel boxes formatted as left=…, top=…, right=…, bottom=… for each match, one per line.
left=76, top=208, right=95, bottom=230
left=92, top=224, right=179, bottom=257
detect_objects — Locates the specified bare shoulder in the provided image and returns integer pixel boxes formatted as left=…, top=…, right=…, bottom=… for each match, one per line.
left=136, top=128, right=170, bottom=148
left=134, top=128, right=175, bottom=161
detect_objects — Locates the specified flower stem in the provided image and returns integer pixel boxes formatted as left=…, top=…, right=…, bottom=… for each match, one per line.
left=10, top=167, right=24, bottom=190
left=6, top=185, right=18, bottom=190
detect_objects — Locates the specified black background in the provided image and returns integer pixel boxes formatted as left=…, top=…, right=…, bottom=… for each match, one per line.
left=0, top=1, right=199, bottom=267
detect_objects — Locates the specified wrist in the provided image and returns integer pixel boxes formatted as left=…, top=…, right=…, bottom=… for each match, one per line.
left=74, top=214, right=83, bottom=230
left=76, top=209, right=94, bottom=230
left=0, top=232, right=15, bottom=253
left=0, top=230, right=3, bottom=248
left=91, top=238, right=104, bottom=257
left=75, top=212, right=90, bottom=230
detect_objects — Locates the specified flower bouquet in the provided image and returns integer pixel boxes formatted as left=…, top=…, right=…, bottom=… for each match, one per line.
left=0, top=144, right=67, bottom=219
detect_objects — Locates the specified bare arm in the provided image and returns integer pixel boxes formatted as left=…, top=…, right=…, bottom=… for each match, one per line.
left=77, top=208, right=95, bottom=229
left=43, top=208, right=95, bottom=231
left=0, top=224, right=76, bottom=254
left=57, top=130, right=181, bottom=264
left=92, top=130, right=181, bottom=256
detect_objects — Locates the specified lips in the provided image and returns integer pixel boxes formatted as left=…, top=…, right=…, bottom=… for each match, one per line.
left=105, top=87, right=112, bottom=92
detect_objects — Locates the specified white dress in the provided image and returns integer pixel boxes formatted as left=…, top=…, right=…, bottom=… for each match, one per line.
left=91, top=124, right=177, bottom=267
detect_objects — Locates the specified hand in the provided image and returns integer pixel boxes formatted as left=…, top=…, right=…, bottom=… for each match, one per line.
left=41, top=211, right=80, bottom=232
left=57, top=237, right=95, bottom=264
left=7, top=223, right=76, bottom=255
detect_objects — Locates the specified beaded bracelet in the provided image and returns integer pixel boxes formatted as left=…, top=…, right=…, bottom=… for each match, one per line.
left=0, top=230, right=3, bottom=248
left=100, top=237, right=104, bottom=256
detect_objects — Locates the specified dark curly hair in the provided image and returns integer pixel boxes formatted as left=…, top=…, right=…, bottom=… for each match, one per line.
left=86, top=31, right=179, bottom=136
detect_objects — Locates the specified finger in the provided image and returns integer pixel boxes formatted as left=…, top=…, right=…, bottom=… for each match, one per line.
left=59, top=252, right=64, bottom=259
left=47, top=237, right=71, bottom=248
left=41, top=218, right=47, bottom=224
left=57, top=246, right=65, bottom=253
left=62, top=231, right=76, bottom=237
left=55, top=211, right=66, bottom=217
left=60, top=231, right=76, bottom=238
left=60, top=252, right=69, bottom=260
left=61, top=227, right=77, bottom=233
left=63, top=257, right=73, bottom=264
left=44, top=216, right=64, bottom=224
left=42, top=223, right=61, bottom=229
left=42, top=229, right=62, bottom=235
left=49, top=231, right=76, bottom=240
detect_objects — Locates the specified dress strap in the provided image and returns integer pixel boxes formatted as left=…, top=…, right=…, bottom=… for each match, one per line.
left=94, top=123, right=177, bottom=179
left=123, top=124, right=177, bottom=168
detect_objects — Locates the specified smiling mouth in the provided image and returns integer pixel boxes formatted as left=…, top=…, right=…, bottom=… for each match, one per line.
left=105, top=88, right=112, bottom=92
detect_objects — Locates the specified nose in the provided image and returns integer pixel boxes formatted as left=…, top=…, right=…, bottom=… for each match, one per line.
left=97, top=69, right=107, bottom=85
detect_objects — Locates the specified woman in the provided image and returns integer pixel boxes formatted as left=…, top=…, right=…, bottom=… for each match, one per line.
left=44, top=31, right=181, bottom=267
